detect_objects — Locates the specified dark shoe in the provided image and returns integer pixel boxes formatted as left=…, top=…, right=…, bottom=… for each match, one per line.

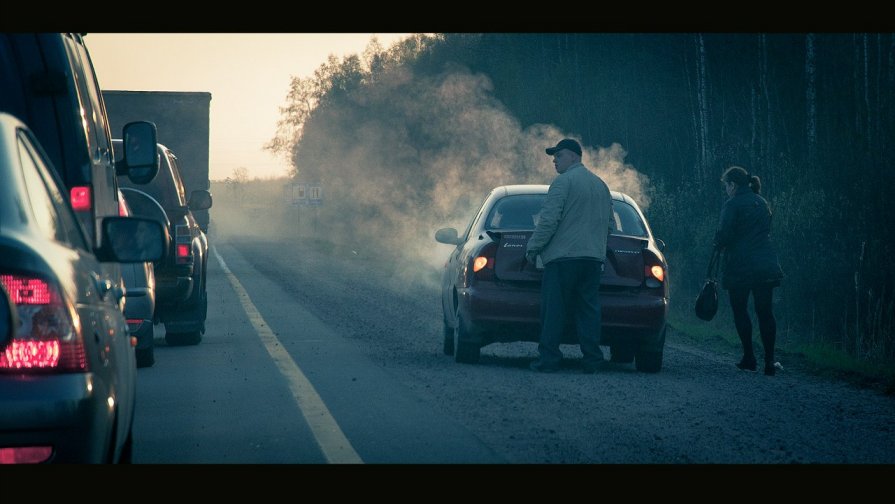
left=736, top=357, right=757, bottom=372
left=765, top=361, right=780, bottom=376
left=581, top=360, right=610, bottom=374
left=530, top=360, right=560, bottom=373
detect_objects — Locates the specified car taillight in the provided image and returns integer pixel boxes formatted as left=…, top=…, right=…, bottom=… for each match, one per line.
left=470, top=242, right=497, bottom=281
left=176, top=244, right=190, bottom=262
left=175, top=224, right=191, bottom=265
left=70, top=186, right=92, bottom=212
left=0, top=273, right=86, bottom=373
left=643, top=249, right=666, bottom=289
left=0, top=446, right=53, bottom=464
left=647, top=265, right=665, bottom=282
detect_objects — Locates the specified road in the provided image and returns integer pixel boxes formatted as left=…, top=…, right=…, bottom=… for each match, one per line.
left=131, top=227, right=895, bottom=464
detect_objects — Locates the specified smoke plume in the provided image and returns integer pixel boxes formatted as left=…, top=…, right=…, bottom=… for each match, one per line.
left=225, top=65, right=651, bottom=291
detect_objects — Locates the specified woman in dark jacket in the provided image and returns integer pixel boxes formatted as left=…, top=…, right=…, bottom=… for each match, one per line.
left=714, top=166, right=784, bottom=375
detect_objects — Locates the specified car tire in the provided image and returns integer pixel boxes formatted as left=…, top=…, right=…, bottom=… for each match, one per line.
left=136, top=344, right=155, bottom=368
left=443, top=318, right=455, bottom=356
left=610, top=342, right=635, bottom=363
left=135, top=325, right=155, bottom=368
left=634, top=326, right=666, bottom=373
left=165, top=286, right=207, bottom=346
left=118, top=428, right=133, bottom=464
left=453, top=314, right=480, bottom=364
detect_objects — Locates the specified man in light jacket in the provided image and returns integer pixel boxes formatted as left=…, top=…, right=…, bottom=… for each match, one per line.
left=526, top=138, right=613, bottom=373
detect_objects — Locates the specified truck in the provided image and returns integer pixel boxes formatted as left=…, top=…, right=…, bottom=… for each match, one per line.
left=103, top=90, right=212, bottom=232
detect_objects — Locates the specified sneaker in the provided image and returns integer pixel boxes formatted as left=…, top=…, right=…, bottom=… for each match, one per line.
left=529, top=360, right=560, bottom=373
left=765, top=361, right=782, bottom=376
left=736, top=357, right=757, bottom=372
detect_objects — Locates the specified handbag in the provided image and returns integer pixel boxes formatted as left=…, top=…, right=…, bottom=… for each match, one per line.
left=695, top=248, right=721, bottom=321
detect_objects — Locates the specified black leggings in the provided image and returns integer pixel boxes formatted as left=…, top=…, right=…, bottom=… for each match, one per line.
left=728, top=284, right=776, bottom=363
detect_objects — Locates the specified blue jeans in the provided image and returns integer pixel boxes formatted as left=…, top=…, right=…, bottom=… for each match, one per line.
left=537, top=258, right=605, bottom=367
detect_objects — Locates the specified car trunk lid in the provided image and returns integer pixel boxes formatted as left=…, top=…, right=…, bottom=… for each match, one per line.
left=492, top=231, right=540, bottom=282
left=603, top=234, right=647, bottom=287
left=492, top=231, right=646, bottom=287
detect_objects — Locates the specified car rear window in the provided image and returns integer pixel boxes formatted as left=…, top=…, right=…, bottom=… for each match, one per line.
left=119, top=148, right=185, bottom=209
left=485, top=194, right=649, bottom=238
left=611, top=200, right=648, bottom=237
left=485, top=195, right=544, bottom=230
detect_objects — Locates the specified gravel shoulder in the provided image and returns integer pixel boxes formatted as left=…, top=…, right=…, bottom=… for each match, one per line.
left=217, top=229, right=895, bottom=464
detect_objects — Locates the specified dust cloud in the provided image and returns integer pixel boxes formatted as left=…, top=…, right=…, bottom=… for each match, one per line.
left=213, top=66, right=650, bottom=292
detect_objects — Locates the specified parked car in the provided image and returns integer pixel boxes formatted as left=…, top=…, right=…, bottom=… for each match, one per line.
left=0, top=32, right=159, bottom=317
left=118, top=190, right=158, bottom=368
left=115, top=140, right=212, bottom=346
left=435, top=184, right=669, bottom=372
left=0, top=113, right=165, bottom=463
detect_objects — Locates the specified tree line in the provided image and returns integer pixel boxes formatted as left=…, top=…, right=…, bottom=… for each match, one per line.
left=267, top=33, right=895, bottom=366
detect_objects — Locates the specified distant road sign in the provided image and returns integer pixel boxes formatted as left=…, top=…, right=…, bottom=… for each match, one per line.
left=308, top=184, right=323, bottom=206
left=284, top=182, right=323, bottom=206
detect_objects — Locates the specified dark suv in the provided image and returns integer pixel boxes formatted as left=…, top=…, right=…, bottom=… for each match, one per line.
left=116, top=140, right=212, bottom=346
left=0, top=34, right=159, bottom=243
left=0, top=33, right=161, bottom=463
left=0, top=33, right=158, bottom=310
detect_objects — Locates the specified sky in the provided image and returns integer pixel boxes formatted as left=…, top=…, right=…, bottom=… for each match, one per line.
left=87, top=33, right=412, bottom=181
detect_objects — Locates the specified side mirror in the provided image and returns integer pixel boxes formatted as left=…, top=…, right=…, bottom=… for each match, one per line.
left=0, top=281, right=15, bottom=351
left=188, top=189, right=213, bottom=211
left=435, top=227, right=461, bottom=245
left=119, top=121, right=159, bottom=184
left=656, top=238, right=666, bottom=252
left=97, top=216, right=168, bottom=263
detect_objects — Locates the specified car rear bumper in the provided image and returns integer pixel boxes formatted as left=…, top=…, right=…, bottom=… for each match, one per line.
left=128, top=319, right=154, bottom=350
left=0, top=373, right=113, bottom=463
left=458, top=283, right=667, bottom=345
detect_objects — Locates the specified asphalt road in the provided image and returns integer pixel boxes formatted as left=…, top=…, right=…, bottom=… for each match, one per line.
left=131, top=223, right=895, bottom=464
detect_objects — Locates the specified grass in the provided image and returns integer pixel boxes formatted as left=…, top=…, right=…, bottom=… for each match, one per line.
left=669, top=313, right=895, bottom=395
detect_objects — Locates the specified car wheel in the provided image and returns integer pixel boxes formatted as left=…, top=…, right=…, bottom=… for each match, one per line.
left=118, top=428, right=133, bottom=464
left=443, top=318, right=455, bottom=356
left=165, top=330, right=202, bottom=346
left=453, top=314, right=480, bottom=364
left=634, top=326, right=666, bottom=373
left=610, top=342, right=635, bottom=363
left=135, top=325, right=155, bottom=368
left=165, top=287, right=207, bottom=345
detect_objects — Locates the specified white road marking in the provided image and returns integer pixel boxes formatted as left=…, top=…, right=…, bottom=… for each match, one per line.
left=212, top=245, right=363, bottom=464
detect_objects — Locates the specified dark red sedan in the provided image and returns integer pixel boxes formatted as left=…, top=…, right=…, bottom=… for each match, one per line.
left=435, top=185, right=668, bottom=372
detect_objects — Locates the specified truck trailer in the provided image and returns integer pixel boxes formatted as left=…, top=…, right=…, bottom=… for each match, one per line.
left=103, top=90, right=212, bottom=232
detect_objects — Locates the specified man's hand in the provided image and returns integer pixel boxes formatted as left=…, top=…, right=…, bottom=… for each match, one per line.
left=525, top=250, right=538, bottom=264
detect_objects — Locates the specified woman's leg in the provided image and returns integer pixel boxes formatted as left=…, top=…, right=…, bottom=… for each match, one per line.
left=729, top=287, right=755, bottom=368
left=752, top=284, right=777, bottom=373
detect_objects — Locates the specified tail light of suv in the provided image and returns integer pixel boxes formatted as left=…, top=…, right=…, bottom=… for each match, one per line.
left=175, top=223, right=192, bottom=265
left=70, top=185, right=96, bottom=246
left=70, top=186, right=92, bottom=212
left=0, top=273, right=87, bottom=372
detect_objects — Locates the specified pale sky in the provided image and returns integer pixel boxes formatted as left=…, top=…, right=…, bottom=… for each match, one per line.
left=87, top=33, right=412, bottom=181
